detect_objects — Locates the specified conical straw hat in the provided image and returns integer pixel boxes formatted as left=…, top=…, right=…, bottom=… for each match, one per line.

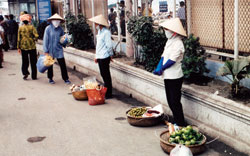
left=47, top=13, right=65, bottom=22
left=88, top=14, right=109, bottom=27
left=159, top=18, right=187, bottom=37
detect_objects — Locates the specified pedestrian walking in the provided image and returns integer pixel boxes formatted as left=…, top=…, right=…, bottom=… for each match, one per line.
left=177, top=1, right=186, bottom=29
left=7, top=14, right=18, bottom=50
left=43, top=13, right=71, bottom=84
left=0, top=22, right=5, bottom=68
left=0, top=15, right=9, bottom=51
left=153, top=18, right=187, bottom=126
left=108, top=8, right=117, bottom=35
left=89, top=14, right=113, bottom=99
left=17, top=14, right=38, bottom=80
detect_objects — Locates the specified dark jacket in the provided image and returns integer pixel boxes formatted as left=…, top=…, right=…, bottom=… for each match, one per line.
left=7, top=19, right=18, bottom=34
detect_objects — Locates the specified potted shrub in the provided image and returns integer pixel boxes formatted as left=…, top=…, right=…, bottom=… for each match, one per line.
left=217, top=57, right=250, bottom=96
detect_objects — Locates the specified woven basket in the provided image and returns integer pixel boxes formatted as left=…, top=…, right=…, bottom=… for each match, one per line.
left=126, top=109, right=163, bottom=127
left=72, top=90, right=88, bottom=100
left=160, top=130, right=207, bottom=155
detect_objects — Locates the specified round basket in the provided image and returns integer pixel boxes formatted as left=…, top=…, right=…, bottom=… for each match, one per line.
left=159, top=130, right=207, bottom=155
left=126, top=109, right=163, bottom=127
left=72, top=90, right=88, bottom=100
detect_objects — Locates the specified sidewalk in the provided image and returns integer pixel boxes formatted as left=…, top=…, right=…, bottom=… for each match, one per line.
left=0, top=50, right=247, bottom=156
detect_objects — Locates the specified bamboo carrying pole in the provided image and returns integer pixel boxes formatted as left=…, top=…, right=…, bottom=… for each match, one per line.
left=234, top=0, right=239, bottom=60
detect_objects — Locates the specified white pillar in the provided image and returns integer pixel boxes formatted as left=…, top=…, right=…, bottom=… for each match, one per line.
left=125, top=0, right=135, bottom=57
left=132, top=0, right=138, bottom=16
left=145, top=0, right=149, bottom=16
left=234, top=0, right=239, bottom=60
left=117, top=0, right=121, bottom=53
left=63, top=0, right=68, bottom=32
left=91, top=0, right=96, bottom=45
left=187, top=0, right=191, bottom=35
left=173, top=0, right=176, bottom=18
left=72, top=0, right=76, bottom=14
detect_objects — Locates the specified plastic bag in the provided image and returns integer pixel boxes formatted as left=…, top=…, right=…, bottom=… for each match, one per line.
left=170, top=145, right=193, bottom=156
left=44, top=55, right=55, bottom=66
left=86, top=86, right=107, bottom=105
left=60, top=34, right=72, bottom=46
left=83, top=76, right=98, bottom=89
left=36, top=55, right=49, bottom=73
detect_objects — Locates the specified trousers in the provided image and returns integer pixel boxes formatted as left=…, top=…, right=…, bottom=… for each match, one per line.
left=21, top=49, right=37, bottom=79
left=97, top=57, right=112, bottom=97
left=47, top=57, right=69, bottom=81
left=7, top=33, right=17, bottom=49
left=164, top=77, right=186, bottom=126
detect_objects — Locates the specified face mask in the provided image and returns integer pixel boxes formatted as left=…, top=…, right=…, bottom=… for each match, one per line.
left=165, top=30, right=174, bottom=39
left=52, top=20, right=61, bottom=28
left=23, top=20, right=29, bottom=25
left=96, top=25, right=100, bottom=30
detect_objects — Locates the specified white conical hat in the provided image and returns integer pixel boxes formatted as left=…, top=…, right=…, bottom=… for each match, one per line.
left=47, top=13, right=65, bottom=22
left=88, top=14, right=109, bottom=27
left=159, top=18, right=187, bottom=37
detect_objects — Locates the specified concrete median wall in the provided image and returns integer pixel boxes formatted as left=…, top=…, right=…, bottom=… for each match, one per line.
left=36, top=43, right=250, bottom=155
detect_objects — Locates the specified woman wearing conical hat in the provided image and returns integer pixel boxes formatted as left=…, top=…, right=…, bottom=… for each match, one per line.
left=43, top=13, right=71, bottom=84
left=153, top=18, right=187, bottom=126
left=89, top=14, right=113, bottom=99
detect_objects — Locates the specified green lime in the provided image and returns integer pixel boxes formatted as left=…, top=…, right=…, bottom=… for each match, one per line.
left=185, top=141, right=191, bottom=146
left=190, top=139, right=196, bottom=145
left=170, top=132, right=176, bottom=138
left=182, top=134, right=188, bottom=141
left=196, top=133, right=201, bottom=139
left=186, top=125, right=193, bottom=130
left=188, top=135, right=194, bottom=140
left=176, top=131, right=182, bottom=136
left=175, top=136, right=180, bottom=142
left=184, top=129, right=191, bottom=135
left=179, top=140, right=185, bottom=144
left=169, top=137, right=175, bottom=143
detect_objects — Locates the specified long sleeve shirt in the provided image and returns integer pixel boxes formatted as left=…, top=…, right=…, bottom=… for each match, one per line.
left=43, top=24, right=64, bottom=59
left=0, top=26, right=4, bottom=45
left=177, top=7, right=186, bottom=20
left=161, top=36, right=185, bottom=79
left=95, top=27, right=113, bottom=59
left=17, top=24, right=38, bottom=50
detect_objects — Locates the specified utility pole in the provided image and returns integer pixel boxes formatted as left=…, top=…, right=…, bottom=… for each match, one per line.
left=91, top=0, right=96, bottom=45
left=125, top=0, right=134, bottom=57
left=234, top=0, right=239, bottom=60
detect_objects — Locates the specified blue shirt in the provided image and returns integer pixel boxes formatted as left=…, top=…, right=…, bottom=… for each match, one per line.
left=95, top=27, right=113, bottom=59
left=43, top=24, right=64, bottom=59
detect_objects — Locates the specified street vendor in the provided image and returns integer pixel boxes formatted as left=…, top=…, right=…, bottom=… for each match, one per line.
left=43, top=13, right=71, bottom=84
left=88, top=14, right=113, bottom=99
left=153, top=18, right=187, bottom=126
left=17, top=14, right=38, bottom=80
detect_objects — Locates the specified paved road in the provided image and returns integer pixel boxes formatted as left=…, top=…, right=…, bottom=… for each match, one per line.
left=0, top=50, right=246, bottom=156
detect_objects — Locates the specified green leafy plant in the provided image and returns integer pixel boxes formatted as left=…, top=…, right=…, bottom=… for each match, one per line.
left=37, top=21, right=49, bottom=40
left=217, top=57, right=250, bottom=96
left=127, top=16, right=167, bottom=72
left=65, top=12, right=94, bottom=50
left=182, top=34, right=209, bottom=79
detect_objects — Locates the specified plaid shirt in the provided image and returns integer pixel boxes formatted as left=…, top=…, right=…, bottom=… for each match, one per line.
left=17, top=24, right=38, bottom=50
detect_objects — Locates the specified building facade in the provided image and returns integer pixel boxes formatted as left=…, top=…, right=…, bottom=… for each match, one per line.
left=8, top=0, right=37, bottom=22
